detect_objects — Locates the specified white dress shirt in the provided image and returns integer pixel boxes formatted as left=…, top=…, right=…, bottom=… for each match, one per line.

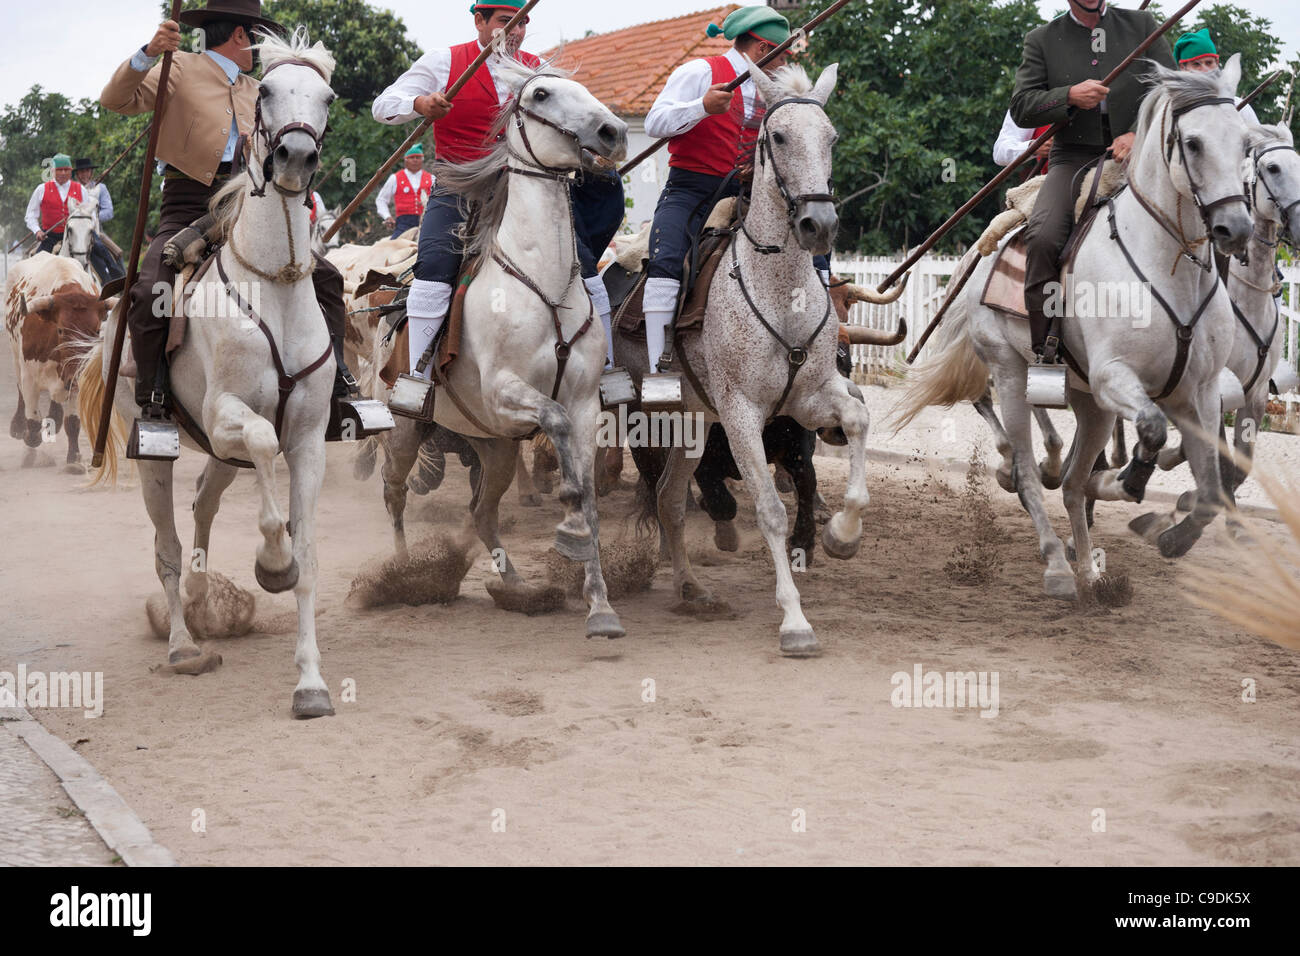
left=372, top=40, right=522, bottom=124
left=992, top=110, right=1038, bottom=167
left=25, top=179, right=77, bottom=234
left=645, top=46, right=758, bottom=140
left=375, top=168, right=434, bottom=219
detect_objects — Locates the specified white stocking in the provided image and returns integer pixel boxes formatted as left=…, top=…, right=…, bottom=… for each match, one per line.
left=584, top=275, right=614, bottom=368
left=406, top=279, right=452, bottom=380
left=642, top=277, right=681, bottom=374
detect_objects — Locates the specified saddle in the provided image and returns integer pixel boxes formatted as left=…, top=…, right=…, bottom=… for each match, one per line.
left=375, top=260, right=475, bottom=385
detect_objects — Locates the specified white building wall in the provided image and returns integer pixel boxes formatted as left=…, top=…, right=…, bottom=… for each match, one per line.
left=618, top=117, right=671, bottom=234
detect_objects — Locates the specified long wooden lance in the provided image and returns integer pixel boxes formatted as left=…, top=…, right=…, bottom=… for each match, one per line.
left=1238, top=70, right=1286, bottom=112
left=92, top=1, right=182, bottom=470
left=8, top=122, right=151, bottom=255
left=322, top=0, right=542, bottom=243
left=876, top=0, right=1204, bottom=295
left=617, top=0, right=857, bottom=178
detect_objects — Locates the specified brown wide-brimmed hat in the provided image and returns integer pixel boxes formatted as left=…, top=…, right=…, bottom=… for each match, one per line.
left=177, top=0, right=284, bottom=36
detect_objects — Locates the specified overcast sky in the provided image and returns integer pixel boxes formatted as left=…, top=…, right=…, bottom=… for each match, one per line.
left=2, top=0, right=1296, bottom=107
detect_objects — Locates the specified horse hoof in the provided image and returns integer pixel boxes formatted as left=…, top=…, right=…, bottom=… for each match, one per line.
left=255, top=558, right=299, bottom=594
left=1158, top=522, right=1202, bottom=559
left=168, top=644, right=202, bottom=665
left=586, top=611, right=626, bottom=639
left=554, top=528, right=596, bottom=562
left=1176, top=490, right=1195, bottom=513
left=168, top=648, right=222, bottom=675
left=714, top=520, right=739, bottom=552
left=1128, top=511, right=1175, bottom=545
left=292, top=688, right=335, bottom=719
left=23, top=431, right=42, bottom=449
left=1039, top=460, right=1062, bottom=490
left=995, top=467, right=1016, bottom=494
left=64, top=460, right=86, bottom=475
left=407, top=474, right=432, bottom=496
left=775, top=469, right=796, bottom=492
left=780, top=629, right=821, bottom=657
left=821, top=517, right=861, bottom=560
left=1044, top=570, right=1077, bottom=602
left=519, top=494, right=542, bottom=508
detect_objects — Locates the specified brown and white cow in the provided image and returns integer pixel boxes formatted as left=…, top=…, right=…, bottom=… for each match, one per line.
left=4, top=252, right=109, bottom=470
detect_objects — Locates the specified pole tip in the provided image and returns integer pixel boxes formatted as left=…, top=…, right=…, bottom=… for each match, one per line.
left=91, top=452, right=104, bottom=468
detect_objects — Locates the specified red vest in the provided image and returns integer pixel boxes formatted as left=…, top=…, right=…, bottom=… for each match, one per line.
left=40, top=180, right=84, bottom=233
left=434, top=39, right=542, bottom=164
left=392, top=170, right=434, bottom=217
left=667, top=57, right=762, bottom=177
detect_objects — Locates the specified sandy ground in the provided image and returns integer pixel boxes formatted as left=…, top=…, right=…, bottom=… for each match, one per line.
left=3, top=365, right=1300, bottom=865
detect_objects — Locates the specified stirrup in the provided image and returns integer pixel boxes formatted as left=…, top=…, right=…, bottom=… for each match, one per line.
left=640, top=371, right=684, bottom=414
left=328, top=397, right=395, bottom=441
left=599, top=366, right=637, bottom=409
left=127, top=393, right=180, bottom=461
left=1025, top=337, right=1068, bottom=409
left=388, top=334, right=439, bottom=422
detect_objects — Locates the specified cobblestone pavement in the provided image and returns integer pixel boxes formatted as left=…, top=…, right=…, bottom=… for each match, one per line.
left=0, top=722, right=120, bottom=866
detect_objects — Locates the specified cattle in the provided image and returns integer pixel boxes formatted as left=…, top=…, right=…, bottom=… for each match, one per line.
left=5, top=252, right=110, bottom=470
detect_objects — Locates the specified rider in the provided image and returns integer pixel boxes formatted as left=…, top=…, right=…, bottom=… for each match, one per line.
left=1174, top=29, right=1259, bottom=123
left=73, top=157, right=127, bottom=283
left=373, top=1, right=626, bottom=383
left=640, top=5, right=833, bottom=375
left=376, top=144, right=434, bottom=239
left=100, top=0, right=359, bottom=423
left=1011, top=0, right=1174, bottom=363
left=24, top=154, right=83, bottom=255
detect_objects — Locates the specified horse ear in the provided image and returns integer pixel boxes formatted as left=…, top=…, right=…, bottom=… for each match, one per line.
left=1220, top=53, right=1242, bottom=97
left=743, top=55, right=781, bottom=110
left=812, top=63, right=839, bottom=107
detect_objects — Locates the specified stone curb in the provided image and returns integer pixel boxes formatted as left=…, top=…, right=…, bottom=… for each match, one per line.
left=1, top=708, right=176, bottom=867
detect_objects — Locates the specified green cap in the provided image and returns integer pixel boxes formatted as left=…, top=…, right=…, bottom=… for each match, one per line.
left=51, top=153, right=72, bottom=169
left=405, top=144, right=424, bottom=157
left=706, top=5, right=790, bottom=47
left=469, top=1, right=528, bottom=14
left=1174, top=28, right=1218, bottom=65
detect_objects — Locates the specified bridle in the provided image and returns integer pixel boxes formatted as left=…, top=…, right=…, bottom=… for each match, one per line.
left=248, top=58, right=330, bottom=206
left=1249, top=143, right=1300, bottom=239
left=742, top=96, right=835, bottom=255
left=505, top=74, right=586, bottom=181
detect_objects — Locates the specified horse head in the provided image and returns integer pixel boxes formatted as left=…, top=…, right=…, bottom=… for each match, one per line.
left=250, top=27, right=336, bottom=200
left=1248, top=124, right=1300, bottom=243
left=496, top=56, right=628, bottom=170
left=1135, top=54, right=1254, bottom=257
left=61, top=186, right=100, bottom=272
left=746, top=59, right=840, bottom=256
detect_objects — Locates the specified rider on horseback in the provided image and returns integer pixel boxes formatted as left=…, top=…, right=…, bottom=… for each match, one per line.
left=100, top=0, right=359, bottom=425
left=25, top=154, right=81, bottom=255
left=640, top=5, right=830, bottom=377
left=372, top=1, right=626, bottom=386
left=1011, top=0, right=1174, bottom=365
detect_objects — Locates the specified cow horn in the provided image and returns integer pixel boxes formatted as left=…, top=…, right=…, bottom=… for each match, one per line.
left=25, top=294, right=56, bottom=314
left=845, top=318, right=908, bottom=346
left=843, top=272, right=909, bottom=306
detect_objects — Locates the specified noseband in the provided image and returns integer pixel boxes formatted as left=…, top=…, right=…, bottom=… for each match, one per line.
left=249, top=58, right=330, bottom=206
left=1250, top=143, right=1300, bottom=233
left=743, top=96, right=835, bottom=254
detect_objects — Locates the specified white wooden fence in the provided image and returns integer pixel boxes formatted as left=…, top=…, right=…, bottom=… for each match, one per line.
left=831, top=254, right=1300, bottom=404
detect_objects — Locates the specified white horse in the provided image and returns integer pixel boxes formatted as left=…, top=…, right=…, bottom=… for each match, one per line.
left=312, top=204, right=340, bottom=258
left=79, top=28, right=343, bottom=718
left=614, top=60, right=905, bottom=656
left=897, top=60, right=1256, bottom=599
left=379, top=57, right=631, bottom=638
left=53, top=184, right=101, bottom=284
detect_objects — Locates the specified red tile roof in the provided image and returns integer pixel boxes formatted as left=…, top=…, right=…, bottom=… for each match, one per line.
left=543, top=6, right=741, bottom=117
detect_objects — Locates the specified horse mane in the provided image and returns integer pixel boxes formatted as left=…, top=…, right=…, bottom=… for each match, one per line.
left=431, top=56, right=573, bottom=262
left=253, top=25, right=336, bottom=84
left=208, top=172, right=250, bottom=243
left=1132, top=61, right=1241, bottom=164
left=766, top=63, right=815, bottom=99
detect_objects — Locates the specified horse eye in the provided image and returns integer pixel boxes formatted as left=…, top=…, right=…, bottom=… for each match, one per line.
left=1185, top=138, right=1200, bottom=154
left=772, top=131, right=785, bottom=146
left=1268, top=164, right=1281, bottom=174
left=533, top=88, right=548, bottom=101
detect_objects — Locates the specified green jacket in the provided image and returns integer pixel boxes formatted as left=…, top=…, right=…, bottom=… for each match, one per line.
left=1011, top=7, right=1175, bottom=148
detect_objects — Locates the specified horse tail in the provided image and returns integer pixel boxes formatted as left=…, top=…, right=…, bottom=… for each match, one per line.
left=352, top=434, right=380, bottom=482
left=890, top=257, right=988, bottom=432
left=76, top=339, right=125, bottom=486
left=628, top=443, right=663, bottom=537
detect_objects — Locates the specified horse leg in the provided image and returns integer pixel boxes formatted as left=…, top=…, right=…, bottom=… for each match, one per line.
left=64, top=412, right=82, bottom=471
left=972, top=388, right=1016, bottom=494
left=1111, top=419, right=1129, bottom=468
left=718, top=401, right=817, bottom=656
left=519, top=390, right=596, bottom=562
left=378, top=418, right=425, bottom=557
left=1031, top=405, right=1064, bottom=490
left=1156, top=394, right=1226, bottom=558
left=693, top=431, right=740, bottom=552
left=1089, top=364, right=1168, bottom=504
left=137, top=459, right=201, bottom=664
left=283, top=437, right=333, bottom=718
left=467, top=438, right=528, bottom=586
left=568, top=400, right=624, bottom=638
left=8, top=388, right=24, bottom=440
left=1060, top=390, right=1116, bottom=587
left=988, top=359, right=1075, bottom=599
left=208, top=395, right=296, bottom=593
left=48, top=400, right=63, bottom=434
left=657, top=443, right=711, bottom=603
left=819, top=380, right=870, bottom=563
left=787, top=430, right=818, bottom=568
left=515, top=443, right=542, bottom=508
left=186, top=458, right=239, bottom=612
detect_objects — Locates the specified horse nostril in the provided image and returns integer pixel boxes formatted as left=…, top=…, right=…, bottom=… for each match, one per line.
left=275, top=144, right=290, bottom=163
left=1211, top=224, right=1232, bottom=240
left=598, top=123, right=617, bottom=145
left=799, top=217, right=817, bottom=234
left=305, top=152, right=319, bottom=170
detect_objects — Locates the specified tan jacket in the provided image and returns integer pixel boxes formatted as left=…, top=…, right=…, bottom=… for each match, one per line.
left=101, top=50, right=258, bottom=186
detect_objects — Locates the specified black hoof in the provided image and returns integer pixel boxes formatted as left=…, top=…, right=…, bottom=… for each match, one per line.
left=1176, top=490, right=1195, bottom=513
left=780, top=629, right=821, bottom=657
left=292, top=688, right=335, bottom=719
left=586, top=611, right=626, bottom=639
left=255, top=559, right=299, bottom=594
left=1157, top=521, right=1203, bottom=559
left=1039, top=459, right=1062, bottom=490
left=24, top=421, right=42, bottom=448
left=714, top=520, right=739, bottom=552
left=554, top=528, right=596, bottom=562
